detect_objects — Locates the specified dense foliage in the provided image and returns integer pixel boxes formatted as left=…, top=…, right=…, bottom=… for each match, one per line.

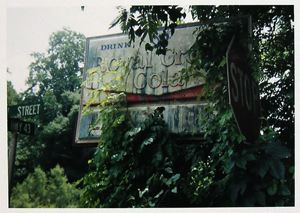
left=10, top=165, right=81, bottom=208
left=80, top=95, right=183, bottom=207
left=7, top=5, right=294, bottom=208
left=7, top=81, right=20, bottom=106
left=9, top=28, right=91, bottom=192
left=80, top=5, right=294, bottom=207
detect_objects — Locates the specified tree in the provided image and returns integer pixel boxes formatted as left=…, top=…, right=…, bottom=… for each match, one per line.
left=7, top=81, right=20, bottom=106
left=7, top=80, right=21, bottom=144
left=81, top=5, right=294, bottom=207
left=113, top=5, right=294, bottom=151
left=26, top=27, right=85, bottom=99
left=12, top=28, right=90, bottom=187
left=10, top=165, right=81, bottom=208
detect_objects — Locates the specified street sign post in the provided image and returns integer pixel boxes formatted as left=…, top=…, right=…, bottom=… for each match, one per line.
left=8, top=131, right=17, bottom=202
left=7, top=103, right=40, bottom=203
left=8, top=103, right=41, bottom=118
left=226, top=35, right=260, bottom=142
left=7, top=118, right=36, bottom=201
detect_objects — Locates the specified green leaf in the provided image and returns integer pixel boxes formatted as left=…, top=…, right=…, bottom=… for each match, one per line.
left=127, top=195, right=135, bottom=202
left=279, top=184, right=291, bottom=196
left=157, top=11, right=168, bottom=21
left=224, top=159, right=235, bottom=173
left=154, top=190, right=164, bottom=199
left=126, top=127, right=141, bottom=137
left=148, top=201, right=155, bottom=207
left=169, top=23, right=177, bottom=35
left=152, top=151, right=163, bottom=166
left=164, top=167, right=173, bottom=174
left=171, top=187, right=178, bottom=193
left=265, top=142, right=290, bottom=159
left=171, top=174, right=181, bottom=182
left=257, top=160, right=269, bottom=178
left=135, top=27, right=144, bottom=37
left=267, top=182, right=277, bottom=196
left=143, top=137, right=154, bottom=145
left=228, top=149, right=234, bottom=156
left=138, top=187, right=149, bottom=198
left=218, top=57, right=226, bottom=68
left=166, top=174, right=180, bottom=186
left=236, top=158, right=247, bottom=170
left=145, top=43, right=154, bottom=51
left=269, top=159, right=285, bottom=179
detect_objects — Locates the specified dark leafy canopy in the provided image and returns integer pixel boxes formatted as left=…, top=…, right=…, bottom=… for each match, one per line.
left=81, top=5, right=294, bottom=207
left=80, top=103, right=183, bottom=207
left=116, top=6, right=294, bottom=146
left=114, top=5, right=294, bottom=158
left=111, top=6, right=186, bottom=55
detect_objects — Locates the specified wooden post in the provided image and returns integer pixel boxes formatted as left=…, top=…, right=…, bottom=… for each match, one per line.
left=8, top=131, right=18, bottom=203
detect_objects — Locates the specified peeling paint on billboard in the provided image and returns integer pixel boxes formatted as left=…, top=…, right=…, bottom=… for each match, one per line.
left=75, top=23, right=206, bottom=144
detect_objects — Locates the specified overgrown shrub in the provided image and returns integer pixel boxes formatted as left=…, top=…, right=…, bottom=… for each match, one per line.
left=80, top=102, right=183, bottom=207
left=10, top=165, right=81, bottom=208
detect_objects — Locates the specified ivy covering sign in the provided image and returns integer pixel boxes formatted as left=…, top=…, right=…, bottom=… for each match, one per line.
left=75, top=23, right=207, bottom=144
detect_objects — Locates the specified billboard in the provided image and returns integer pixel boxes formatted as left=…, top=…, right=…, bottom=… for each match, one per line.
left=75, top=23, right=206, bottom=144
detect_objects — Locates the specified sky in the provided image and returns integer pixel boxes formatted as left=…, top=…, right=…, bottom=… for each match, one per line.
left=5, top=1, right=193, bottom=93
left=6, top=4, right=123, bottom=92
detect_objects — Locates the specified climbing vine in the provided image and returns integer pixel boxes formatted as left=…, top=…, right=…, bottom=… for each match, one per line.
left=79, top=5, right=294, bottom=207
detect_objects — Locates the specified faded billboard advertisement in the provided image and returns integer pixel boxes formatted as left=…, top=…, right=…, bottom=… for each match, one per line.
left=75, top=23, right=206, bottom=144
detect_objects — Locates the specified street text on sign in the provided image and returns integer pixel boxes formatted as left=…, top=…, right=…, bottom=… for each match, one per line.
left=8, top=118, right=35, bottom=136
left=8, top=103, right=41, bottom=118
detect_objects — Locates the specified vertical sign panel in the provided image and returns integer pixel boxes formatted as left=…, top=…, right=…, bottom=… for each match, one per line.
left=226, top=35, right=260, bottom=142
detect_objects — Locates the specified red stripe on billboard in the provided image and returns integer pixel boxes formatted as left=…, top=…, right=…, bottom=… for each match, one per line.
left=126, top=85, right=203, bottom=104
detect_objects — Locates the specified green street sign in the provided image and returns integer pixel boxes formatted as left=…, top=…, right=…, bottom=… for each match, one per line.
left=8, top=103, right=41, bottom=118
left=8, top=118, right=36, bottom=136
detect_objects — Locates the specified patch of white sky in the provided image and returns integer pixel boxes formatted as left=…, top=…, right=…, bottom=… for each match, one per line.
left=6, top=5, right=123, bottom=92
left=7, top=3, right=195, bottom=93
left=5, top=2, right=294, bottom=93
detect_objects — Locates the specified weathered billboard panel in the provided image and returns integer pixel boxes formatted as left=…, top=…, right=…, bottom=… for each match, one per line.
left=75, top=23, right=206, bottom=144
